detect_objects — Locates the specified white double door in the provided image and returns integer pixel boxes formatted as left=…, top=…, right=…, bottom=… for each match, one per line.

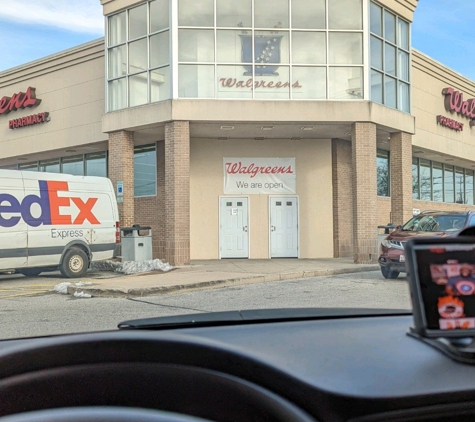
left=219, top=196, right=299, bottom=259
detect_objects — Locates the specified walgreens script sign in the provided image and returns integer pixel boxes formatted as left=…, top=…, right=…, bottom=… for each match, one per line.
left=224, top=157, right=296, bottom=194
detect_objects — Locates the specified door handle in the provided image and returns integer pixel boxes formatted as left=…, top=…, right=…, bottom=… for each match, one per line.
left=243, top=226, right=248, bottom=232
left=271, top=225, right=276, bottom=232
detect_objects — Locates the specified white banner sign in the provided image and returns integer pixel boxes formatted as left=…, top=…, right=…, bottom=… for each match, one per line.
left=224, top=157, right=296, bottom=194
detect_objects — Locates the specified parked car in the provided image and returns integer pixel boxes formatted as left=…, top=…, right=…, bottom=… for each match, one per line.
left=378, top=210, right=475, bottom=279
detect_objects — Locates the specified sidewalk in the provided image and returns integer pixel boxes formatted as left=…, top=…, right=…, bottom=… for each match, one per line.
left=67, top=258, right=380, bottom=298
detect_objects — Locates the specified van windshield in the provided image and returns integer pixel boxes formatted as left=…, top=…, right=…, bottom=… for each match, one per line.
left=402, top=215, right=467, bottom=232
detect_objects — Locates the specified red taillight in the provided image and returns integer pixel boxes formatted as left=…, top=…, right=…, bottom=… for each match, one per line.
left=115, top=221, right=120, bottom=243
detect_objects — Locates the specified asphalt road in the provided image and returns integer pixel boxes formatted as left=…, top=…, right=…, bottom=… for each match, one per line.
left=0, top=271, right=411, bottom=340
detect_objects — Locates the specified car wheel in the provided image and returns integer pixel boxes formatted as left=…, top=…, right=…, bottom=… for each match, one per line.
left=18, top=268, right=43, bottom=277
left=60, top=248, right=89, bottom=278
left=381, top=266, right=400, bottom=279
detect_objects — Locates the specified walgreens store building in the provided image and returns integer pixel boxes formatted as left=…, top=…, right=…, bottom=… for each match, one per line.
left=0, top=0, right=474, bottom=266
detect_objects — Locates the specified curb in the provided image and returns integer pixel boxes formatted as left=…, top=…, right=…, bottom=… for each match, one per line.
left=66, top=265, right=379, bottom=299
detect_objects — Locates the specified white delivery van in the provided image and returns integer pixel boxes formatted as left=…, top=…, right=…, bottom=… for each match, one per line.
left=0, top=170, right=120, bottom=278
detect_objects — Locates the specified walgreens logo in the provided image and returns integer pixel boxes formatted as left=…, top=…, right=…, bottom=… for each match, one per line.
left=0, top=181, right=99, bottom=228
left=0, top=87, right=41, bottom=115
left=225, top=161, right=294, bottom=179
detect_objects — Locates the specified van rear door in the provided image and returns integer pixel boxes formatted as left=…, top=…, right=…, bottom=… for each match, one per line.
left=0, top=170, right=27, bottom=271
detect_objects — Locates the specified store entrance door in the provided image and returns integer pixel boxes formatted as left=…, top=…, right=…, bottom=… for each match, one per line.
left=270, top=197, right=298, bottom=258
left=219, top=197, right=249, bottom=258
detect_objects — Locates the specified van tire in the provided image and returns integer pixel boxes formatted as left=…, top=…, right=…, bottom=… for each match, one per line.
left=60, top=248, right=89, bottom=278
left=18, top=268, right=43, bottom=277
left=381, top=266, right=400, bottom=279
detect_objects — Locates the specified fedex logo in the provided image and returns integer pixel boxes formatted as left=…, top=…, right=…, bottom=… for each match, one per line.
left=0, top=181, right=99, bottom=228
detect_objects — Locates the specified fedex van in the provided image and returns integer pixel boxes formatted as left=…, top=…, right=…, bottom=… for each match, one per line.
left=0, top=170, right=120, bottom=278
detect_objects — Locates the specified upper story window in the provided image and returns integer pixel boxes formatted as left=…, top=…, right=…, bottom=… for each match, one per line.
left=107, top=0, right=170, bottom=111
left=370, top=2, right=410, bottom=112
left=178, top=0, right=364, bottom=100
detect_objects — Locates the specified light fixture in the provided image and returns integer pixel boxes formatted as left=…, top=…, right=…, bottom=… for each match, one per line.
left=290, top=137, right=301, bottom=141
left=254, top=137, right=265, bottom=140
left=261, top=126, right=274, bottom=130
left=17, top=158, right=27, bottom=161
left=445, top=159, right=455, bottom=162
left=344, top=131, right=351, bottom=136
left=217, top=137, right=228, bottom=141
left=65, top=149, right=77, bottom=153
left=220, top=125, right=234, bottom=130
left=301, top=126, right=314, bottom=131
left=413, top=150, right=424, bottom=154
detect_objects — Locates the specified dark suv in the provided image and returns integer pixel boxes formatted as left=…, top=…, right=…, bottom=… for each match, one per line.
left=378, top=210, right=475, bottom=279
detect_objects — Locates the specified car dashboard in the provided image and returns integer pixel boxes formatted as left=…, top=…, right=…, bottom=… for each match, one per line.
left=1, top=312, right=475, bottom=421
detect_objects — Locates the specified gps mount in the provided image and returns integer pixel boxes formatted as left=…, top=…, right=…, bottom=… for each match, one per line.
left=408, top=328, right=475, bottom=365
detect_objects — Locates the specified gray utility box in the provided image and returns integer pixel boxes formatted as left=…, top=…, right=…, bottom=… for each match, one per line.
left=120, top=225, right=152, bottom=261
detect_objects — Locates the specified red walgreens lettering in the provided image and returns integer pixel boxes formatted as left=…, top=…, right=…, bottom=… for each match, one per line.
left=442, top=87, right=475, bottom=120
left=225, top=162, right=294, bottom=178
left=0, top=87, right=41, bottom=115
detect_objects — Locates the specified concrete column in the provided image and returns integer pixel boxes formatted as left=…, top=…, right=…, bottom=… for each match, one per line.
left=108, top=130, right=134, bottom=228
left=332, top=139, right=353, bottom=258
left=352, top=122, right=378, bottom=264
left=390, top=131, right=413, bottom=226
left=164, top=121, right=190, bottom=266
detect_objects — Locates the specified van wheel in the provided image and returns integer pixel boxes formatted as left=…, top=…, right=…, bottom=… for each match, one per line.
left=381, top=266, right=400, bottom=279
left=60, top=248, right=89, bottom=278
left=18, top=268, right=42, bottom=277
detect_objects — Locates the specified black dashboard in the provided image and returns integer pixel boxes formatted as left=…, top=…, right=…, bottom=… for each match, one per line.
left=1, top=312, right=475, bottom=421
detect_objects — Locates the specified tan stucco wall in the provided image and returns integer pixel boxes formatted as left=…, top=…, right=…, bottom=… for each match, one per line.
left=0, top=39, right=106, bottom=162
left=190, top=138, right=333, bottom=259
left=412, top=50, right=475, bottom=161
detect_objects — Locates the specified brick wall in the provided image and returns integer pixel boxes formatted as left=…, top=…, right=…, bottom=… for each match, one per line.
left=332, top=139, right=353, bottom=257
left=390, top=132, right=413, bottom=226
left=352, top=122, right=378, bottom=263
left=108, top=130, right=134, bottom=227
left=164, top=121, right=190, bottom=266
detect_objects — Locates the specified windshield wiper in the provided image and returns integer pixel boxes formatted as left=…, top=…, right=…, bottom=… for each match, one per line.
left=118, top=308, right=411, bottom=330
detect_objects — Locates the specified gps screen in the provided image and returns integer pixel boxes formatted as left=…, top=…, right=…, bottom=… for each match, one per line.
left=415, top=244, right=475, bottom=331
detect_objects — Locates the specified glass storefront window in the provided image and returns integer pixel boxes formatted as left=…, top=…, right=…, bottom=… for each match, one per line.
left=179, top=29, right=214, bottom=62
left=179, top=65, right=215, bottom=98
left=444, top=165, right=454, bottom=203
left=108, top=78, right=127, bottom=111
left=62, top=156, right=84, bottom=176
left=466, top=170, right=474, bottom=205
left=292, top=0, right=325, bottom=29
left=377, top=150, right=389, bottom=197
left=85, top=153, right=107, bottom=177
left=150, top=0, right=169, bottom=33
left=455, top=167, right=465, bottom=204
left=134, top=144, right=157, bottom=197
left=216, top=66, right=253, bottom=99
left=150, top=66, right=171, bottom=102
left=384, top=10, right=396, bottom=44
left=40, top=159, right=60, bottom=174
left=254, top=0, right=289, bottom=28
left=129, top=72, right=148, bottom=107
left=150, top=31, right=169, bottom=68
left=292, top=32, right=325, bottom=64
left=217, top=0, right=252, bottom=28
left=370, top=2, right=382, bottom=36
left=328, top=0, right=362, bottom=30
left=178, top=0, right=214, bottom=27
left=292, top=67, right=326, bottom=99
left=384, top=76, right=396, bottom=108
left=370, top=36, right=383, bottom=70
left=129, top=4, right=147, bottom=39
left=108, top=45, right=126, bottom=79
left=419, top=159, right=431, bottom=201
left=129, top=38, right=148, bottom=74
left=412, top=158, right=419, bottom=199
left=371, top=70, right=383, bottom=103
left=329, top=33, right=362, bottom=65
left=108, top=12, right=126, bottom=46
left=217, top=30, right=248, bottom=63
left=329, top=67, right=363, bottom=99
left=255, top=66, right=290, bottom=99
left=432, top=162, right=443, bottom=202
left=19, top=163, right=38, bottom=172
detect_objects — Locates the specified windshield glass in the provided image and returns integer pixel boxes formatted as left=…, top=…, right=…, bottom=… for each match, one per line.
left=402, top=215, right=467, bottom=232
left=0, top=0, right=471, bottom=340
